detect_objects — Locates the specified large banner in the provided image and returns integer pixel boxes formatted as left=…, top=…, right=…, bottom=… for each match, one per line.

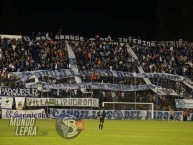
left=1, top=97, right=13, bottom=109
left=2, top=109, right=47, bottom=119
left=24, top=34, right=193, bottom=48
left=26, top=98, right=99, bottom=107
left=175, top=99, right=193, bottom=108
left=25, top=81, right=178, bottom=96
left=31, top=82, right=153, bottom=91
left=14, top=69, right=193, bottom=90
left=0, top=87, right=38, bottom=97
left=49, top=108, right=183, bottom=121
left=13, top=69, right=192, bottom=83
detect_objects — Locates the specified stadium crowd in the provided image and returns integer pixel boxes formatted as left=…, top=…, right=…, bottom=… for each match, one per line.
left=0, top=32, right=193, bottom=110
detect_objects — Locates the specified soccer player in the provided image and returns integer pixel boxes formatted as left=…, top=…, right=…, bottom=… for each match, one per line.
left=169, top=109, right=174, bottom=120
left=97, top=107, right=106, bottom=130
left=183, top=110, right=188, bottom=121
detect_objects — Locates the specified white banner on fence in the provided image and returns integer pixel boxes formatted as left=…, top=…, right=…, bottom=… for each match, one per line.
left=26, top=98, right=99, bottom=107
left=2, top=109, right=47, bottom=119
left=175, top=99, right=193, bottom=108
left=49, top=108, right=183, bottom=121
left=1, top=97, right=13, bottom=109
left=15, top=97, right=25, bottom=110
left=0, top=87, right=38, bottom=97
left=188, top=113, right=193, bottom=121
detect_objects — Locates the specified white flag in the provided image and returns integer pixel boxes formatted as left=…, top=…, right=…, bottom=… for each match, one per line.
left=15, top=97, right=25, bottom=110
left=1, top=97, right=13, bottom=109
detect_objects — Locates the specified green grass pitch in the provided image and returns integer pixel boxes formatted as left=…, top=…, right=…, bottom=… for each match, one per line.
left=0, top=119, right=193, bottom=145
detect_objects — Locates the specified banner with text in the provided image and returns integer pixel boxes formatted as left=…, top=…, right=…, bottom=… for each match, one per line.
left=14, top=69, right=79, bottom=80
left=14, top=69, right=193, bottom=89
left=2, top=109, right=47, bottom=119
left=0, top=87, right=38, bottom=97
left=26, top=98, right=99, bottom=107
left=49, top=108, right=183, bottom=121
left=31, top=82, right=154, bottom=91
left=13, top=69, right=192, bottom=82
left=26, top=81, right=178, bottom=95
left=24, top=34, right=193, bottom=48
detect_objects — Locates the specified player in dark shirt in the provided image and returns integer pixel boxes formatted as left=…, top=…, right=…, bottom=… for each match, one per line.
left=169, top=109, right=174, bottom=120
left=97, top=107, right=106, bottom=130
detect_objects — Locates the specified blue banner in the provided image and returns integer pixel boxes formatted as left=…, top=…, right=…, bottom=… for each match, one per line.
left=49, top=108, right=183, bottom=121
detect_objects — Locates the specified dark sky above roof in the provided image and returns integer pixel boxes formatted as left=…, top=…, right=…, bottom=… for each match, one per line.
left=0, top=0, right=193, bottom=40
